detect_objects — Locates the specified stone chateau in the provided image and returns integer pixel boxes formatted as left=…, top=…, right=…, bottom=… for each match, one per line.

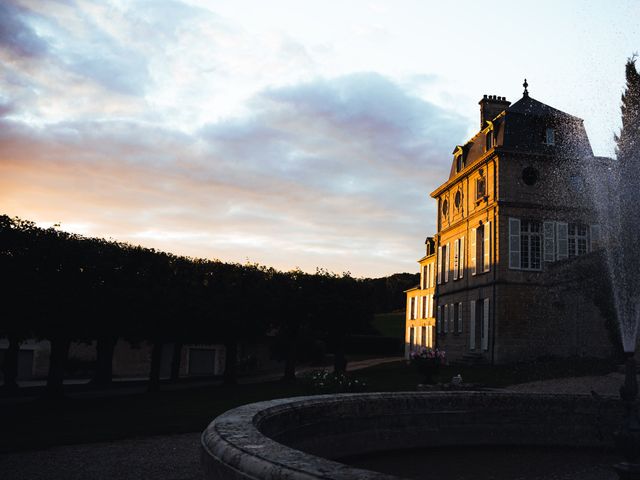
left=405, top=82, right=615, bottom=364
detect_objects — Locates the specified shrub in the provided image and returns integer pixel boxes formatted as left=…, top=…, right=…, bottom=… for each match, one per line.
left=300, top=369, right=367, bottom=394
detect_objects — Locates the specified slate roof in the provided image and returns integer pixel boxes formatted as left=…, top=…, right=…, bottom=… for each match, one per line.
left=443, top=93, right=593, bottom=183
left=506, top=94, right=581, bottom=120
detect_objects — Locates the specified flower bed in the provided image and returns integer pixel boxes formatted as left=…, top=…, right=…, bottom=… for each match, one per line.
left=409, top=347, right=446, bottom=384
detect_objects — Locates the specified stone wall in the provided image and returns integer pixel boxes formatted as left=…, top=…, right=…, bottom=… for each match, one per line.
left=201, top=392, right=622, bottom=480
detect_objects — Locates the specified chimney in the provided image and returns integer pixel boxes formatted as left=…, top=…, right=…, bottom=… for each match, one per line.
left=479, top=95, right=510, bottom=128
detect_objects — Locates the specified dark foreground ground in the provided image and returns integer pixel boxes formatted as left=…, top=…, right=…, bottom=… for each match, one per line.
left=0, top=433, right=201, bottom=480
left=0, top=357, right=624, bottom=480
left=342, top=446, right=619, bottom=480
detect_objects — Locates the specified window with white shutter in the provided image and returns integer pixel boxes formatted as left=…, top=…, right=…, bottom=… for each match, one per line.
left=482, top=298, right=489, bottom=351
left=568, top=223, right=589, bottom=257
left=458, top=302, right=463, bottom=333
left=431, top=294, right=435, bottom=317
left=409, top=327, right=415, bottom=352
left=556, top=222, right=568, bottom=260
left=449, top=304, right=455, bottom=332
left=521, top=220, right=542, bottom=270
left=509, top=217, right=521, bottom=269
left=543, top=221, right=555, bottom=262
left=444, top=243, right=450, bottom=283
left=460, top=236, right=465, bottom=278
left=471, top=228, right=477, bottom=275
left=453, top=239, right=459, bottom=280
left=437, top=246, right=442, bottom=284
left=469, top=300, right=476, bottom=350
left=483, top=222, right=491, bottom=272
left=437, top=306, right=442, bottom=334
left=444, top=304, right=449, bottom=333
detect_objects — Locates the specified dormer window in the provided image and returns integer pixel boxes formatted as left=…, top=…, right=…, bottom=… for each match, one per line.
left=484, top=121, right=495, bottom=152
left=545, top=128, right=555, bottom=145
left=485, top=132, right=493, bottom=151
left=453, top=146, right=465, bottom=173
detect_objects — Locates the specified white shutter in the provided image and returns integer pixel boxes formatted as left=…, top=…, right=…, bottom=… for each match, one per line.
left=460, top=236, right=465, bottom=278
left=449, top=304, right=455, bottom=332
left=431, top=263, right=436, bottom=287
left=557, top=222, right=568, bottom=260
left=471, top=228, right=477, bottom=275
left=509, top=218, right=521, bottom=269
left=469, top=300, right=476, bottom=350
left=458, top=302, right=463, bottom=333
left=425, top=295, right=429, bottom=318
left=590, top=224, right=601, bottom=251
left=483, top=221, right=491, bottom=272
left=544, top=221, right=555, bottom=262
left=436, top=306, right=441, bottom=333
left=437, top=247, right=442, bottom=284
left=444, top=304, right=449, bottom=333
left=444, top=244, right=450, bottom=282
left=482, top=298, right=490, bottom=351
left=453, top=239, right=459, bottom=280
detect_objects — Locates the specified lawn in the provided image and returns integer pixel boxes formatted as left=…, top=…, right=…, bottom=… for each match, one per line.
left=371, top=312, right=405, bottom=338
left=0, top=356, right=617, bottom=453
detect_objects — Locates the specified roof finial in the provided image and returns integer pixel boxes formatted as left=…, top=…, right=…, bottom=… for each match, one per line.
left=523, top=78, right=529, bottom=97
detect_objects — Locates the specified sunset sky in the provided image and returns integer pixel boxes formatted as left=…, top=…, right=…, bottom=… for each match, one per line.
left=1, top=0, right=638, bottom=277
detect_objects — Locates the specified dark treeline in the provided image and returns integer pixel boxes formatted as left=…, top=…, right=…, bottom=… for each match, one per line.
left=0, top=214, right=415, bottom=396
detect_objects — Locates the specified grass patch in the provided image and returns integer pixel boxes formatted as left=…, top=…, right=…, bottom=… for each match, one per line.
left=0, top=381, right=308, bottom=453
left=371, top=312, right=405, bottom=338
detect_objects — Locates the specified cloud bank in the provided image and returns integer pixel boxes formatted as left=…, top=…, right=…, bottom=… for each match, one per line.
left=0, top=0, right=469, bottom=277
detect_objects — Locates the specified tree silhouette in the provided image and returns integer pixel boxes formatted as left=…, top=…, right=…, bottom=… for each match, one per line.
left=615, top=56, right=640, bottom=165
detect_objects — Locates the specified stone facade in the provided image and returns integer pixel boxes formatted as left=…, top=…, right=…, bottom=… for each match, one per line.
left=406, top=89, right=615, bottom=364
left=404, top=238, right=436, bottom=357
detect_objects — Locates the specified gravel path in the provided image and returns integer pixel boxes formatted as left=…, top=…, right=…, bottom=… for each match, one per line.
left=0, top=433, right=201, bottom=480
left=505, top=372, right=625, bottom=396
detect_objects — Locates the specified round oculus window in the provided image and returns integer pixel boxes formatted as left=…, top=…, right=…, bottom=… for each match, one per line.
left=454, top=191, right=462, bottom=209
left=522, top=167, right=539, bottom=186
left=442, top=199, right=449, bottom=216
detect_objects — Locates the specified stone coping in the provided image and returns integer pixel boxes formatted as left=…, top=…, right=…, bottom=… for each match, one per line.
left=201, top=391, right=623, bottom=480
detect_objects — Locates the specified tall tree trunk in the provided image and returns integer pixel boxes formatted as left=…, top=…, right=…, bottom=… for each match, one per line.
left=223, top=340, right=237, bottom=385
left=170, top=342, right=182, bottom=381
left=45, top=336, right=71, bottom=399
left=92, top=336, right=117, bottom=386
left=148, top=341, right=163, bottom=392
left=2, top=335, right=20, bottom=391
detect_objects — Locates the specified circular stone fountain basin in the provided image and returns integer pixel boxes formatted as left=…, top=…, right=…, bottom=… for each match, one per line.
left=201, top=392, right=623, bottom=480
